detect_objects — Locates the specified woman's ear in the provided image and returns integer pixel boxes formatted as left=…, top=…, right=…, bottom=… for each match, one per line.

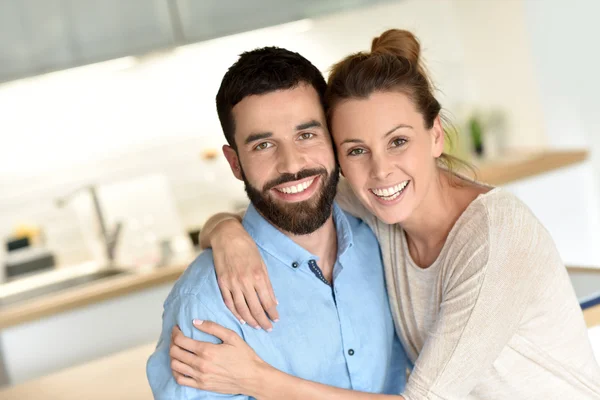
left=431, top=116, right=445, bottom=158
left=222, top=145, right=243, bottom=181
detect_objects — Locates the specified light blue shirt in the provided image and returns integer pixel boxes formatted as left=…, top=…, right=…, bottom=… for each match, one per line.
left=147, top=203, right=408, bottom=399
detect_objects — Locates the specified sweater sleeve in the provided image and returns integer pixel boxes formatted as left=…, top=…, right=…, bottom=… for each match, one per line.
left=335, top=177, right=378, bottom=229
left=403, top=198, right=553, bottom=400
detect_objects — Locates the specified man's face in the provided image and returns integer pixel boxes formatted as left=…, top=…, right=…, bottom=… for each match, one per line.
left=223, top=84, right=338, bottom=235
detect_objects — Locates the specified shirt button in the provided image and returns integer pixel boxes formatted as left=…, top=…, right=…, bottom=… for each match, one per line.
left=348, top=349, right=355, bottom=356
left=292, top=262, right=299, bottom=268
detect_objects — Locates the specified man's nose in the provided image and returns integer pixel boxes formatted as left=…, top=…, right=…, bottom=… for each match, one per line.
left=277, top=145, right=308, bottom=175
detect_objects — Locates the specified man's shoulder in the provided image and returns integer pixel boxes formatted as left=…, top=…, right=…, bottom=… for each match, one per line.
left=338, top=208, right=378, bottom=242
left=166, top=250, right=223, bottom=306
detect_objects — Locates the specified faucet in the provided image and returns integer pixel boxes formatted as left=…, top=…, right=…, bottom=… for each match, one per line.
left=56, top=185, right=123, bottom=266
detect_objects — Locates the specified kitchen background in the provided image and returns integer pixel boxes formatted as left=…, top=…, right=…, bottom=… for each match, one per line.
left=1, top=0, right=600, bottom=398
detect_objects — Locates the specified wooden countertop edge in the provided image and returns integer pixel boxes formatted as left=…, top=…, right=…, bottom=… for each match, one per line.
left=475, top=150, right=588, bottom=185
left=0, top=264, right=187, bottom=329
left=584, top=303, right=600, bottom=328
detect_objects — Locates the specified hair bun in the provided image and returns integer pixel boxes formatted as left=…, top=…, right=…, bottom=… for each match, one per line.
left=371, top=29, right=421, bottom=66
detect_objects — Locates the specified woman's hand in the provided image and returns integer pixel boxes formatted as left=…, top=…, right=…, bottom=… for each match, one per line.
left=209, top=218, right=279, bottom=331
left=169, top=321, right=269, bottom=396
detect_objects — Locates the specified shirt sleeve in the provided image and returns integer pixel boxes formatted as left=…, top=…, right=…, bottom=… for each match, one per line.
left=146, top=294, right=250, bottom=400
left=403, top=201, right=551, bottom=400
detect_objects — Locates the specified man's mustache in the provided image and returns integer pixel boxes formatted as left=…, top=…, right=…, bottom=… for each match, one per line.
left=263, top=168, right=327, bottom=192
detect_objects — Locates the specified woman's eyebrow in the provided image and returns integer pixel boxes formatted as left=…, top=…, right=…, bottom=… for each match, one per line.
left=340, top=124, right=414, bottom=145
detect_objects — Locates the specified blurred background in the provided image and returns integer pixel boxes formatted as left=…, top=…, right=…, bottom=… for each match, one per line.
left=1, top=0, right=600, bottom=398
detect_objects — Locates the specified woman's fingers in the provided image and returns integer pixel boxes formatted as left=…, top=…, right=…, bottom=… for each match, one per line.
left=173, top=370, right=199, bottom=389
left=243, top=282, right=274, bottom=331
left=171, top=358, right=197, bottom=380
left=256, top=282, right=279, bottom=323
left=172, top=326, right=203, bottom=354
left=192, top=320, right=240, bottom=345
left=219, top=286, right=245, bottom=325
left=170, top=340, right=201, bottom=366
left=231, top=288, right=260, bottom=329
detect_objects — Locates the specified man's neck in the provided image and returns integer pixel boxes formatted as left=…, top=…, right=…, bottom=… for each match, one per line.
left=286, top=215, right=338, bottom=282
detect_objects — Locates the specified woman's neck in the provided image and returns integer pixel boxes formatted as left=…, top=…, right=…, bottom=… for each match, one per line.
left=400, top=170, right=472, bottom=268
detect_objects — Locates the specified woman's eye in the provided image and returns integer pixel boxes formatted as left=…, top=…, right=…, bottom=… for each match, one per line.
left=391, top=138, right=407, bottom=147
left=254, top=142, right=273, bottom=151
left=299, top=132, right=314, bottom=140
left=348, top=148, right=366, bottom=156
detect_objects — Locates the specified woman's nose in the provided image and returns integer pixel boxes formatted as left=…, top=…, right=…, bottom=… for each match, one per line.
left=369, top=154, right=393, bottom=181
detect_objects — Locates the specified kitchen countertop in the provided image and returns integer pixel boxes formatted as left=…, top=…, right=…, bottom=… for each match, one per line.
left=0, top=263, right=187, bottom=329
left=0, top=342, right=156, bottom=400
left=0, top=149, right=590, bottom=330
left=470, top=149, right=588, bottom=185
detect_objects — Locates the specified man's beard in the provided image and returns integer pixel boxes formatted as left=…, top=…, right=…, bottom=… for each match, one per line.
left=241, top=165, right=339, bottom=235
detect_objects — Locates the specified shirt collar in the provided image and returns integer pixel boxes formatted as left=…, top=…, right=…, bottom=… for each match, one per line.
left=242, top=202, right=354, bottom=270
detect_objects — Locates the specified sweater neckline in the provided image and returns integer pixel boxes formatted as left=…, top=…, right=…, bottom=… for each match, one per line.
left=401, top=187, right=502, bottom=271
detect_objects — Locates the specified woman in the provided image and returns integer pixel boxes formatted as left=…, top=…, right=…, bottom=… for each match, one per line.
left=170, top=29, right=600, bottom=399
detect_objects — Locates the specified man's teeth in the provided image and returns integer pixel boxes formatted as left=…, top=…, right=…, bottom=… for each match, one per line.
left=371, top=181, right=409, bottom=199
left=277, top=178, right=315, bottom=194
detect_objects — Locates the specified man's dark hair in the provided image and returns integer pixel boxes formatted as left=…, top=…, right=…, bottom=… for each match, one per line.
left=216, top=47, right=327, bottom=150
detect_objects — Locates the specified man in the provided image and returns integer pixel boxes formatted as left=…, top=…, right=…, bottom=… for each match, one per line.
left=146, top=47, right=407, bottom=399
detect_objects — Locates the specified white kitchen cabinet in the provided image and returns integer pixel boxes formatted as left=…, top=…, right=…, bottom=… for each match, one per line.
left=0, top=0, right=35, bottom=82
left=64, top=0, right=174, bottom=64
left=0, top=0, right=80, bottom=82
left=0, top=283, right=172, bottom=385
left=0, top=0, right=175, bottom=83
left=174, top=0, right=389, bottom=42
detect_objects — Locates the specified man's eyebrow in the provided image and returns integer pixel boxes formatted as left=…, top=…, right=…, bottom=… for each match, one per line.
left=296, top=120, right=323, bottom=131
left=245, top=132, right=272, bottom=145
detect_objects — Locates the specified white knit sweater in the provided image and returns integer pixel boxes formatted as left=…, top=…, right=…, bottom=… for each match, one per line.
left=336, top=181, right=600, bottom=399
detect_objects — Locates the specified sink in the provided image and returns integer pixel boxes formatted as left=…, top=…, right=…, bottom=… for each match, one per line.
left=0, top=268, right=131, bottom=309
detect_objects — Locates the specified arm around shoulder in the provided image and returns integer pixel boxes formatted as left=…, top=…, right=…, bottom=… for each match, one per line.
left=199, top=210, right=246, bottom=249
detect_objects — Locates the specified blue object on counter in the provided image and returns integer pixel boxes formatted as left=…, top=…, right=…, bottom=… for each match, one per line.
left=581, top=294, right=600, bottom=310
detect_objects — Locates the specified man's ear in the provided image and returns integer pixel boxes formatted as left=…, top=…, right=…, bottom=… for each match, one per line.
left=222, top=145, right=243, bottom=181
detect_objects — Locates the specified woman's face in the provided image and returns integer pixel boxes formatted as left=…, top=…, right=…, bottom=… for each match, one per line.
left=331, top=91, right=444, bottom=225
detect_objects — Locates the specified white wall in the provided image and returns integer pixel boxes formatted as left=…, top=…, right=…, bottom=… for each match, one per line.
left=0, top=0, right=558, bottom=266
left=523, top=0, right=600, bottom=265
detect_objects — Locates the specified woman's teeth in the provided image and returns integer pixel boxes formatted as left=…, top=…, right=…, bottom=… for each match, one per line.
left=371, top=181, right=409, bottom=200
left=276, top=178, right=315, bottom=194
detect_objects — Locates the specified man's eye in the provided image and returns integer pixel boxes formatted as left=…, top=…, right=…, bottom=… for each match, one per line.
left=254, top=142, right=273, bottom=151
left=299, top=132, right=314, bottom=140
left=348, top=148, right=366, bottom=156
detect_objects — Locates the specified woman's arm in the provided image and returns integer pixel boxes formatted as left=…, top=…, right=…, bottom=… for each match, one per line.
left=199, top=209, right=278, bottom=330
left=253, top=368, right=404, bottom=400
left=171, top=321, right=405, bottom=400
left=199, top=211, right=244, bottom=249
left=199, top=179, right=381, bottom=330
